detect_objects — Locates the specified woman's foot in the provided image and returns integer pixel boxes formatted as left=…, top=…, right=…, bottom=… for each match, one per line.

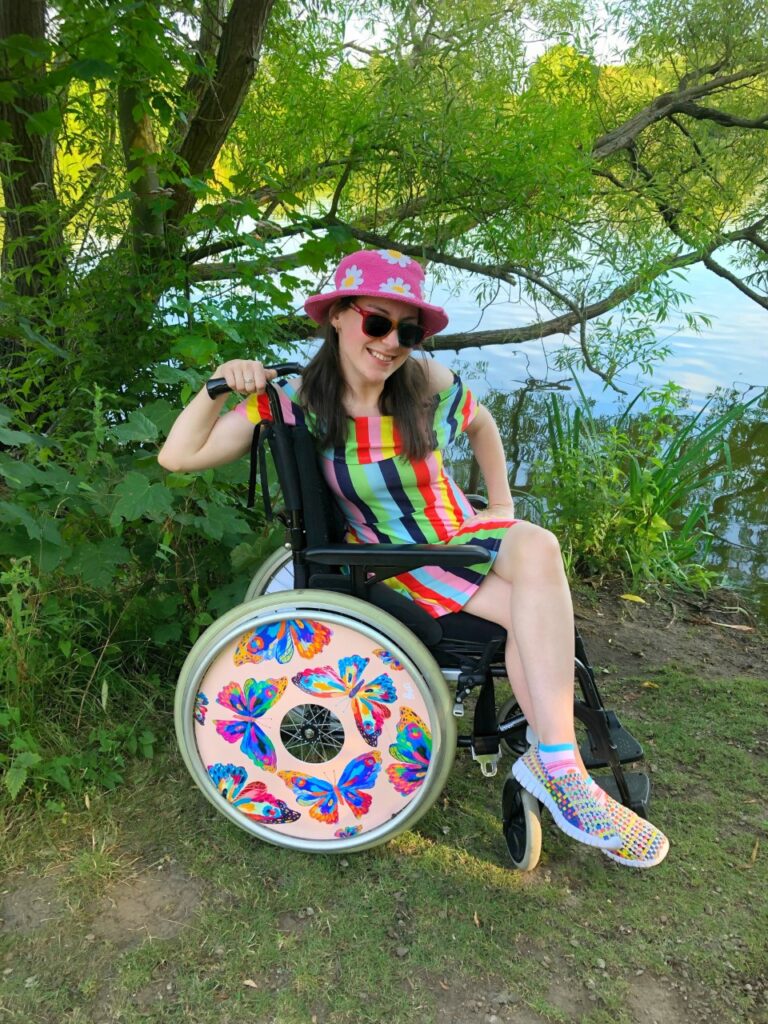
left=589, top=782, right=669, bottom=869
left=512, top=746, right=622, bottom=850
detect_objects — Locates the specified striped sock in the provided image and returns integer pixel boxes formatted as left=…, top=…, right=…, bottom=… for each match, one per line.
left=538, top=742, right=579, bottom=778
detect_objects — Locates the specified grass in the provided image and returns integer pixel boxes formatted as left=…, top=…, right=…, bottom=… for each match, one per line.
left=1, top=668, right=767, bottom=1024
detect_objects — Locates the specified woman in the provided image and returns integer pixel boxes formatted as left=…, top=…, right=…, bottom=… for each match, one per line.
left=159, top=248, right=668, bottom=868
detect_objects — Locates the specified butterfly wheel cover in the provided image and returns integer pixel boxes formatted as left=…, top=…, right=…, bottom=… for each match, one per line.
left=175, top=591, right=456, bottom=853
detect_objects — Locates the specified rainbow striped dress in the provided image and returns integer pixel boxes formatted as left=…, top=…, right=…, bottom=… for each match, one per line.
left=236, top=373, right=515, bottom=618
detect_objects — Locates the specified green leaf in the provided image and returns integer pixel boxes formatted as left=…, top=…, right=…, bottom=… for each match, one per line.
left=109, top=471, right=174, bottom=526
left=4, top=751, right=41, bottom=800
left=171, top=333, right=219, bottom=365
left=0, top=500, right=41, bottom=539
left=110, top=411, right=159, bottom=443
left=62, top=538, right=131, bottom=588
left=0, top=426, right=37, bottom=446
left=26, top=105, right=62, bottom=136
left=68, top=58, right=116, bottom=81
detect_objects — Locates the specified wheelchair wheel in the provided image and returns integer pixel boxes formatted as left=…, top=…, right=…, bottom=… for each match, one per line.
left=244, top=545, right=294, bottom=601
left=502, top=774, right=542, bottom=872
left=175, top=590, right=457, bottom=854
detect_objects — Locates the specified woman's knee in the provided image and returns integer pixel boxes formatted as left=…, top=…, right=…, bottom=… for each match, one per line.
left=501, top=522, right=564, bottom=579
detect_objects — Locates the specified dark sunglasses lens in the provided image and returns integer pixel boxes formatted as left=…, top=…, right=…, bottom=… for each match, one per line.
left=398, top=323, right=425, bottom=347
left=361, top=313, right=393, bottom=338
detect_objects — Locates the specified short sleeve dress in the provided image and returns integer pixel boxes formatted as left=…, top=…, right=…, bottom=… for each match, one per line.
left=236, top=373, right=516, bottom=619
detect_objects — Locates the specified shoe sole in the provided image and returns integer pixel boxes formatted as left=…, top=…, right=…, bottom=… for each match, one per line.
left=512, top=760, right=623, bottom=851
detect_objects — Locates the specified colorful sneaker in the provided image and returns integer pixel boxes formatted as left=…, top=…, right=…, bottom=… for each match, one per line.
left=598, top=793, right=669, bottom=869
left=512, top=747, right=622, bottom=850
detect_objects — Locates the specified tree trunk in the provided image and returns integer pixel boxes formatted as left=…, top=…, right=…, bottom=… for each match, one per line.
left=0, top=0, right=63, bottom=298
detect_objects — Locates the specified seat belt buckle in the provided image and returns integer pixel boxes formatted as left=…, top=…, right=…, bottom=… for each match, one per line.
left=471, top=746, right=500, bottom=777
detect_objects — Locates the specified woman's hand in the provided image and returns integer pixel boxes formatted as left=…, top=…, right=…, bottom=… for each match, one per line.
left=469, top=501, right=516, bottom=523
left=213, top=359, right=277, bottom=395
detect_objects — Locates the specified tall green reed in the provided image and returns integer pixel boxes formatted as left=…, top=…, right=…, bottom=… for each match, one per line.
left=529, top=381, right=754, bottom=588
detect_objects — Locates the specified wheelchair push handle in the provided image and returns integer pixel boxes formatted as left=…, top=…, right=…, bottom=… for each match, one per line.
left=205, top=363, right=304, bottom=399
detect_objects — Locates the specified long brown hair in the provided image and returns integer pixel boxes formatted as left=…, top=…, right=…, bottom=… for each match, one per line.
left=300, top=298, right=434, bottom=460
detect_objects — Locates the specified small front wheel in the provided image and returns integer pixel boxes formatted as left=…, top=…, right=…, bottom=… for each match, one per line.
left=502, top=774, right=542, bottom=871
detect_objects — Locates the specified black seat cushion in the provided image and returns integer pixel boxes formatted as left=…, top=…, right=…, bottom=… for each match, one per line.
left=309, top=573, right=506, bottom=655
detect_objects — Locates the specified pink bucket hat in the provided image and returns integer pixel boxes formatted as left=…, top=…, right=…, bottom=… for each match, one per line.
left=304, top=249, right=449, bottom=338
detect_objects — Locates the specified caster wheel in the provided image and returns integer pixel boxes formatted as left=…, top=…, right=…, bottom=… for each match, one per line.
left=502, top=774, right=542, bottom=871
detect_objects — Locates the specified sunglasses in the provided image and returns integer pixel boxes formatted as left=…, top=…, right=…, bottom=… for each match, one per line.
left=348, top=302, right=426, bottom=348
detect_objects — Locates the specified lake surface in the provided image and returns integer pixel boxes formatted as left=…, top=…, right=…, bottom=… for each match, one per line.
left=409, top=262, right=765, bottom=619
left=426, top=261, right=766, bottom=410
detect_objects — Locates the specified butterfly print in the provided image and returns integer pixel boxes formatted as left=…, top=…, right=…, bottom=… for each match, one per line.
left=386, top=707, right=432, bottom=795
left=234, top=619, right=332, bottom=666
left=334, top=825, right=362, bottom=839
left=278, top=752, right=382, bottom=825
left=214, top=676, right=287, bottom=771
left=194, top=691, right=209, bottom=725
left=291, top=654, right=396, bottom=747
left=372, top=647, right=405, bottom=670
left=207, top=763, right=300, bottom=823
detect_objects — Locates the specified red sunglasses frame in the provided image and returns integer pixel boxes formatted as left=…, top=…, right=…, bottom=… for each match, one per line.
left=348, top=302, right=426, bottom=348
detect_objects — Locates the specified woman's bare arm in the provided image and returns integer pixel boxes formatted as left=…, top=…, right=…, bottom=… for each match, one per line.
left=157, top=359, right=276, bottom=472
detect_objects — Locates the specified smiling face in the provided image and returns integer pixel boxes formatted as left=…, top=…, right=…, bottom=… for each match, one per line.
left=330, top=296, right=420, bottom=399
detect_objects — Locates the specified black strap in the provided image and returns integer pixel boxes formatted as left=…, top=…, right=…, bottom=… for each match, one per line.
left=247, top=422, right=268, bottom=511
left=472, top=674, right=501, bottom=757
left=470, top=637, right=505, bottom=756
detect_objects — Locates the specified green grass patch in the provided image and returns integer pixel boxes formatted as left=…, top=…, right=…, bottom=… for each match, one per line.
left=2, top=669, right=766, bottom=1024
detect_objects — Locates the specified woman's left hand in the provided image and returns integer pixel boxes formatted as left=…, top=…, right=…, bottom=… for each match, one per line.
left=469, top=501, right=516, bottom=523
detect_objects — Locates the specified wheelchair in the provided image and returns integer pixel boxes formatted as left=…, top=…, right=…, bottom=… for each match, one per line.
left=175, top=366, right=652, bottom=870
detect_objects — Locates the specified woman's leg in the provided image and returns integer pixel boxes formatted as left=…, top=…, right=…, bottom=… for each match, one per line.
left=464, top=523, right=625, bottom=850
left=463, top=521, right=578, bottom=747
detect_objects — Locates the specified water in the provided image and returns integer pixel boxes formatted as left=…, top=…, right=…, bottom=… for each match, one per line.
left=425, top=261, right=766, bottom=409
left=418, top=262, right=766, bottom=616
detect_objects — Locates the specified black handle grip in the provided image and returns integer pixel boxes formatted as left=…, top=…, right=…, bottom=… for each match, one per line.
left=206, top=378, right=231, bottom=399
left=205, top=363, right=304, bottom=400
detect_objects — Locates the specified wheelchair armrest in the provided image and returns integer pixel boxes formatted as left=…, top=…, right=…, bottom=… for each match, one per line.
left=304, top=542, right=491, bottom=572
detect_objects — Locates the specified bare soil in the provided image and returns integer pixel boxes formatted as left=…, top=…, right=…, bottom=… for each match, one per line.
left=572, top=581, right=767, bottom=682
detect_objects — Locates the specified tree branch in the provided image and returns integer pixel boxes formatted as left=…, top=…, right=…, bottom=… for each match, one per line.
left=592, top=64, right=768, bottom=160
left=170, top=0, right=276, bottom=224
left=701, top=254, right=768, bottom=309
left=674, top=101, right=768, bottom=130
left=117, top=83, right=165, bottom=246
left=0, top=0, right=64, bottom=297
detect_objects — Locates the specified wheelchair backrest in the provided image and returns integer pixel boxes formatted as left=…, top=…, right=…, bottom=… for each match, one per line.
left=256, top=376, right=346, bottom=577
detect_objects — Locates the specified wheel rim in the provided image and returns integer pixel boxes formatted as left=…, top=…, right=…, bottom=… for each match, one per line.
left=175, top=592, right=456, bottom=853
left=244, top=547, right=294, bottom=601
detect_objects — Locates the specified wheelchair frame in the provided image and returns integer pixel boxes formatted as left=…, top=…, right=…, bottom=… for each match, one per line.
left=174, top=367, right=651, bottom=870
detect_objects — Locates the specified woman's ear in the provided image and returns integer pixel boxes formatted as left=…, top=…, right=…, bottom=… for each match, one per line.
left=329, top=301, right=345, bottom=331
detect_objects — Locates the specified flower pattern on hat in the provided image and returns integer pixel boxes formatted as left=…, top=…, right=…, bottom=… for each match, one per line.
left=378, top=249, right=411, bottom=267
left=339, top=264, right=364, bottom=290
left=380, top=277, right=415, bottom=297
